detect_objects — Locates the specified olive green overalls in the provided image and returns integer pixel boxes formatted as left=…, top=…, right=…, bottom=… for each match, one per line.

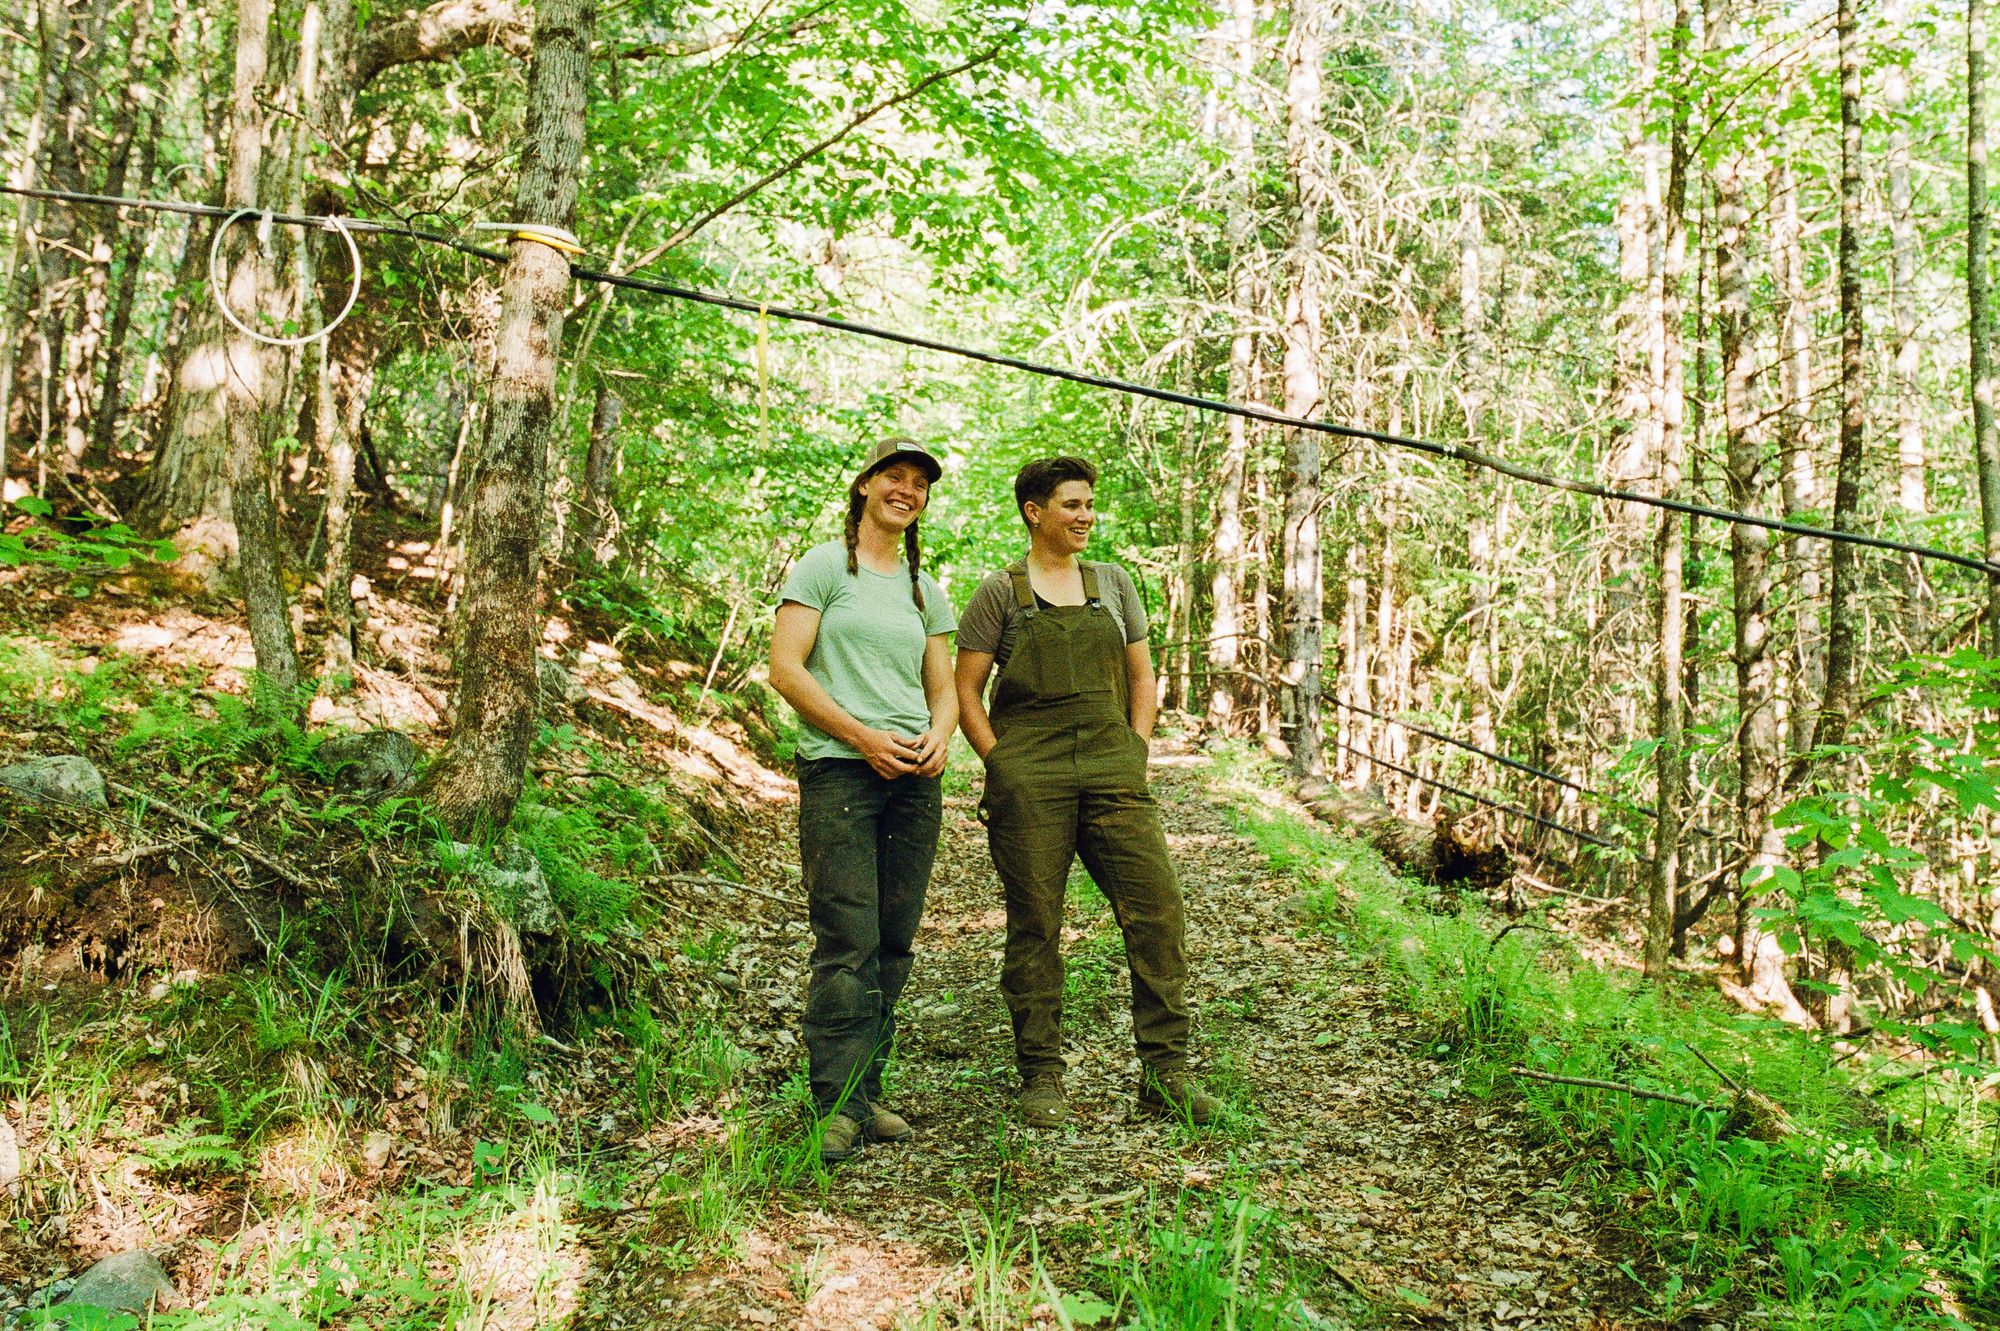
left=980, top=561, right=1190, bottom=1083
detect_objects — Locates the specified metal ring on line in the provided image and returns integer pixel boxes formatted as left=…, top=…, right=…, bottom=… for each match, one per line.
left=208, top=207, right=362, bottom=348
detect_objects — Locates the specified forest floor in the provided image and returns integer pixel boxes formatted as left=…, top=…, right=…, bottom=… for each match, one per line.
left=0, top=544, right=1759, bottom=1330
left=572, top=746, right=1658, bottom=1330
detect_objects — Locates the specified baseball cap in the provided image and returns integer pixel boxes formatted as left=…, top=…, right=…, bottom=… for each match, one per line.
left=858, top=436, right=943, bottom=483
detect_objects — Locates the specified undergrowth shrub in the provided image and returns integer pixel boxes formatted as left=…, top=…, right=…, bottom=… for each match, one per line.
left=1219, top=755, right=1998, bottom=1329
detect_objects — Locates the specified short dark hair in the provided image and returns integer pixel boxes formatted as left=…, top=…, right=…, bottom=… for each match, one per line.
left=1013, top=456, right=1098, bottom=525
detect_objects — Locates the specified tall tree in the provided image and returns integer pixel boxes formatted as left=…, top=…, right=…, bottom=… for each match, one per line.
left=1647, top=0, right=1693, bottom=977
left=419, top=0, right=597, bottom=833
left=1459, top=126, right=1496, bottom=758
left=1278, top=0, right=1326, bottom=781
left=1714, top=0, right=1807, bottom=1021
left=1769, top=89, right=1822, bottom=757
left=1884, top=0, right=1924, bottom=630
left=1814, top=0, right=1866, bottom=751
left=1206, top=0, right=1259, bottom=733
left=219, top=0, right=303, bottom=699
left=1973, top=0, right=2000, bottom=650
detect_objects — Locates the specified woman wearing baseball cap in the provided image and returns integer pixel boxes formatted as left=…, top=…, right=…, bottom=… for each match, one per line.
left=769, top=436, right=957, bottom=1163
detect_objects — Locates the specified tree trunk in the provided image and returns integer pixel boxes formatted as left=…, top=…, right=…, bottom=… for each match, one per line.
left=321, top=331, right=372, bottom=680
left=1459, top=170, right=1495, bottom=760
left=31, top=0, right=87, bottom=469
left=1278, top=0, right=1326, bottom=782
left=1603, top=0, right=1664, bottom=752
left=1973, top=0, right=2000, bottom=651
left=565, top=381, right=621, bottom=579
left=1885, top=0, right=1925, bottom=633
left=1206, top=0, right=1259, bottom=733
left=1170, top=337, right=1199, bottom=713
left=1714, top=0, right=1805, bottom=1018
left=1646, top=0, right=1693, bottom=978
left=0, top=42, right=50, bottom=492
left=90, top=117, right=161, bottom=462
left=420, top=0, right=596, bottom=835
left=1769, top=111, right=1821, bottom=757
left=61, top=0, right=153, bottom=472
left=218, top=0, right=302, bottom=700
left=1815, top=0, right=1866, bottom=755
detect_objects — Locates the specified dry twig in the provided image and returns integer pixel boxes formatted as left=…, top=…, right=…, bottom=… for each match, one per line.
left=1508, top=1066, right=1717, bottom=1111
left=103, top=778, right=318, bottom=892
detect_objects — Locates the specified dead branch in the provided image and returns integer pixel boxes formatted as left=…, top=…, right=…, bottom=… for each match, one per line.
left=103, top=778, right=319, bottom=892
left=1514, top=871, right=1619, bottom=906
left=1508, top=1066, right=1717, bottom=1110
left=658, top=871, right=800, bottom=909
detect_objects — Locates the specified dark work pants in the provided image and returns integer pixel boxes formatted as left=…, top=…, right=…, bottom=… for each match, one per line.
left=983, top=718, right=1189, bottom=1083
left=797, top=757, right=941, bottom=1119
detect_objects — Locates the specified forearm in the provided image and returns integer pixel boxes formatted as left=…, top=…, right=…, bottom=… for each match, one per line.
left=922, top=635, right=958, bottom=741
left=958, top=688, right=997, bottom=758
left=1128, top=652, right=1159, bottom=738
left=927, top=686, right=959, bottom=741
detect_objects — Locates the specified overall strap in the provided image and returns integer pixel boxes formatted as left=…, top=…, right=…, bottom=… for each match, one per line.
left=1006, top=561, right=1038, bottom=616
left=1080, top=563, right=1104, bottom=606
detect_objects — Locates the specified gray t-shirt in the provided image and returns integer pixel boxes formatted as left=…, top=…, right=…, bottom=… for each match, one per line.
left=956, top=561, right=1149, bottom=674
left=778, top=540, right=956, bottom=761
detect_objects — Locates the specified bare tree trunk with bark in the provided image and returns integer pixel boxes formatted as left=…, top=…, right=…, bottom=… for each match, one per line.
left=1973, top=0, right=2000, bottom=651
left=1815, top=0, right=1866, bottom=755
left=1207, top=0, right=1259, bottom=733
left=1768, top=110, right=1822, bottom=757
left=1885, top=0, right=1926, bottom=633
left=218, top=0, right=302, bottom=700
left=1646, top=0, right=1693, bottom=978
left=1713, top=0, right=1809, bottom=1021
left=89, top=120, right=160, bottom=461
left=1459, top=158, right=1495, bottom=760
left=565, top=381, right=621, bottom=580
left=420, top=0, right=596, bottom=834
left=1278, top=0, right=1326, bottom=782
left=320, top=332, right=372, bottom=680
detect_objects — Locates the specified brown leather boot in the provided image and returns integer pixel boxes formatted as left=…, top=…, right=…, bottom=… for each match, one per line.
left=1138, top=1071, right=1222, bottom=1126
left=819, top=1113, right=866, bottom=1162
left=1018, top=1073, right=1067, bottom=1129
left=868, top=1107, right=914, bottom=1142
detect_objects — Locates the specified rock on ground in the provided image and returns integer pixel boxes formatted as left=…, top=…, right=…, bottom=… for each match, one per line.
left=0, top=755, right=109, bottom=812
left=58, top=1250, right=176, bottom=1314
left=447, top=841, right=560, bottom=935
left=315, top=729, right=421, bottom=802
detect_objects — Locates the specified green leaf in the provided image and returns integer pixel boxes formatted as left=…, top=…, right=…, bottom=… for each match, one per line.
left=1057, top=1291, right=1115, bottom=1325
left=13, top=494, right=53, bottom=517
left=517, top=1100, right=557, bottom=1125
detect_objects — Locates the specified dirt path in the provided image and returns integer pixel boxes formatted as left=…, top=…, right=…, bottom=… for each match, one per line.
left=590, top=746, right=1642, bottom=1329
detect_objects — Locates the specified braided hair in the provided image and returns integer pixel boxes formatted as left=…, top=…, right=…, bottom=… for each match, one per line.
left=843, top=478, right=927, bottom=613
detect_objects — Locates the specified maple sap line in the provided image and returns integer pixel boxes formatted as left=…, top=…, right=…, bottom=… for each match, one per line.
left=11, top=185, right=1999, bottom=579
left=0, top=186, right=1950, bottom=850
left=1327, top=739, right=1624, bottom=851
left=1327, top=696, right=1725, bottom=840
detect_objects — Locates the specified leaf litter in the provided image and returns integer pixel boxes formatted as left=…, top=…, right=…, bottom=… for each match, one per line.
left=588, top=742, right=1659, bottom=1329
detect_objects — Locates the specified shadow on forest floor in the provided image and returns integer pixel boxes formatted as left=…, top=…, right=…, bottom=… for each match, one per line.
left=569, top=746, right=1662, bottom=1330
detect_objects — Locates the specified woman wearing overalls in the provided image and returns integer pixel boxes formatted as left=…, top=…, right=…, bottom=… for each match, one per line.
left=955, top=456, right=1218, bottom=1129
left=770, top=437, right=958, bottom=1162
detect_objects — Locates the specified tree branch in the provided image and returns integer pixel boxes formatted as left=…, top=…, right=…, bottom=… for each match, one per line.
left=604, top=9, right=833, bottom=61
left=355, top=0, right=833, bottom=87
left=353, top=0, right=534, bottom=88
left=1509, top=1066, right=1716, bottom=1111
left=616, top=38, right=1012, bottom=275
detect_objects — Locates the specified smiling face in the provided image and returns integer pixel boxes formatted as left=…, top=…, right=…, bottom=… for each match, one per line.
left=856, top=459, right=932, bottom=534
left=1024, top=479, right=1095, bottom=556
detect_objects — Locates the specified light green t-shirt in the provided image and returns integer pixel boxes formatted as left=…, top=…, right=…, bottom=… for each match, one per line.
left=778, top=540, right=956, bottom=761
